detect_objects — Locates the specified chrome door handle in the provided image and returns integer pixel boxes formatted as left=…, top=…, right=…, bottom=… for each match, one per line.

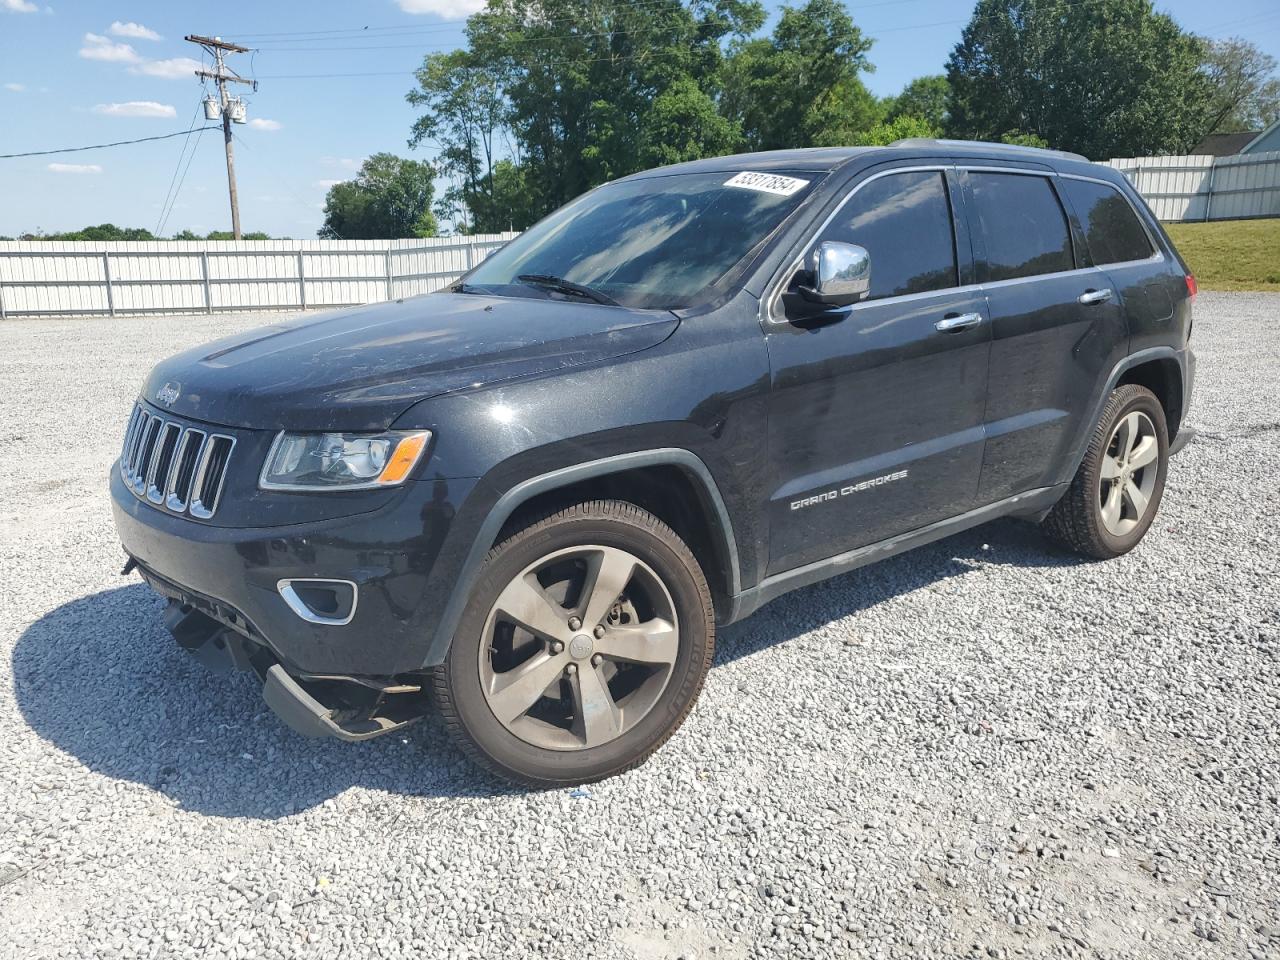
left=934, top=312, right=983, bottom=333
left=1078, top=288, right=1113, bottom=305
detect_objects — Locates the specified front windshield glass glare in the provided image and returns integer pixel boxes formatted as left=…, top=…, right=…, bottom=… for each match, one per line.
left=463, top=171, right=819, bottom=310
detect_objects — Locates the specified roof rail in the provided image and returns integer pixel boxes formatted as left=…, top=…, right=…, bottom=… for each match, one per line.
left=889, top=138, right=1089, bottom=163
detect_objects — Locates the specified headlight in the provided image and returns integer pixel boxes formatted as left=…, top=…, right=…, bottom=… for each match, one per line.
left=259, top=430, right=431, bottom=491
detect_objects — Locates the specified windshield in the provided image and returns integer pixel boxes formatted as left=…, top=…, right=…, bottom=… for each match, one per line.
left=462, top=170, right=819, bottom=310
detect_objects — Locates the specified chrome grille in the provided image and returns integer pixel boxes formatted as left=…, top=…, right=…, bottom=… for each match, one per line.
left=120, top=403, right=236, bottom=519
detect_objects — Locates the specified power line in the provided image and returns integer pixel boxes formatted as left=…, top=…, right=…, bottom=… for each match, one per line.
left=0, top=127, right=223, bottom=159
left=155, top=101, right=206, bottom=235
left=158, top=118, right=212, bottom=237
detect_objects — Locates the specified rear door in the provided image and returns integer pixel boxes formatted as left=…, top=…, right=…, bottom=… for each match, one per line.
left=763, top=165, right=991, bottom=576
left=962, top=168, right=1129, bottom=503
left=1056, top=174, right=1180, bottom=356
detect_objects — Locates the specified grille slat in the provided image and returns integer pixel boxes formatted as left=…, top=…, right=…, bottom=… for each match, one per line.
left=119, top=402, right=235, bottom=520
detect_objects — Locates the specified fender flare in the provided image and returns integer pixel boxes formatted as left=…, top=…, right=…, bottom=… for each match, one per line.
left=1059, top=345, right=1189, bottom=485
left=424, top=448, right=741, bottom=665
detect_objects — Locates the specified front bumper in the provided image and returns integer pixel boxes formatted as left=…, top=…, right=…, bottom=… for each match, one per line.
left=111, top=464, right=477, bottom=676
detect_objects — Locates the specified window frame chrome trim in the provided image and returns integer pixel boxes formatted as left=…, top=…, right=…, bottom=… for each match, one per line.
left=763, top=161, right=1169, bottom=326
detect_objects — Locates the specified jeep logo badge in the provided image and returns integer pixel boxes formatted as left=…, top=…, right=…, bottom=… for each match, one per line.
left=155, top=381, right=181, bottom=406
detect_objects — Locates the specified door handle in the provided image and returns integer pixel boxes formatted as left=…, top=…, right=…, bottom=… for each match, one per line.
left=1078, top=288, right=1113, bottom=305
left=934, top=312, right=983, bottom=333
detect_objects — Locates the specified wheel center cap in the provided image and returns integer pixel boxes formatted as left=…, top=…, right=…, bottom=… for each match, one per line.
left=568, top=635, right=594, bottom=660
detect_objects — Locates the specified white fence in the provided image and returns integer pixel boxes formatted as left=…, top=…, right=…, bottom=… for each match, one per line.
left=0, top=233, right=518, bottom=320
left=1103, top=150, right=1280, bottom=222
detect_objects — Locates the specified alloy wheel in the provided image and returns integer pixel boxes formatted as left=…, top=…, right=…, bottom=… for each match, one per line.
left=478, top=545, right=680, bottom=751
left=1098, top=410, right=1159, bottom=537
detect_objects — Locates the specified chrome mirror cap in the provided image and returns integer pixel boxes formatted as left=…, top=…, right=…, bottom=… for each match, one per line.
left=811, top=241, right=871, bottom=305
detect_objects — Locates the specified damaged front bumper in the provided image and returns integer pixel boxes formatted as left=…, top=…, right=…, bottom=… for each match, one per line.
left=146, top=565, right=430, bottom=742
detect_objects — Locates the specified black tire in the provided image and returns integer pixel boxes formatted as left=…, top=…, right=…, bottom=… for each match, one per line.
left=432, top=499, right=715, bottom=788
left=1042, top=383, right=1169, bottom=559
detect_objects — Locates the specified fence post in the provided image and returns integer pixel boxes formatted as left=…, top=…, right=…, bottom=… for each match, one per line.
left=385, top=247, right=394, bottom=301
left=1203, top=160, right=1217, bottom=222
left=465, top=240, right=476, bottom=270
left=201, top=251, right=213, bottom=314
left=102, top=251, right=115, bottom=318
left=297, top=250, right=306, bottom=309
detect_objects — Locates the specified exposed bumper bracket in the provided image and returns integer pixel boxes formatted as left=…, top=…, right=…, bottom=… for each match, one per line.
left=261, top=665, right=421, bottom=742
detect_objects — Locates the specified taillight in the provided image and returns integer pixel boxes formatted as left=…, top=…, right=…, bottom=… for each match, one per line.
left=1185, top=274, right=1198, bottom=299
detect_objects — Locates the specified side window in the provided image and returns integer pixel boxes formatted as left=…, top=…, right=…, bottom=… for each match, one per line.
left=1059, top=178, right=1154, bottom=265
left=815, top=171, right=958, bottom=300
left=968, top=173, right=1074, bottom=282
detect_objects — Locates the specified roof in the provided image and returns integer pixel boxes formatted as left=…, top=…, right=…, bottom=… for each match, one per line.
left=1241, top=117, right=1280, bottom=154
left=624, top=139, right=1096, bottom=182
left=1190, top=132, right=1258, bottom=157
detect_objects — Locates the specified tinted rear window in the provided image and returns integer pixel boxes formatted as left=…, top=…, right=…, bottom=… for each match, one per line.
left=1059, top=178, right=1154, bottom=265
left=817, top=170, right=957, bottom=300
left=968, top=173, right=1074, bottom=282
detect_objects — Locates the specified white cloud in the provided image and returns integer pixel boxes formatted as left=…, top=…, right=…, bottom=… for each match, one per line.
left=396, top=0, right=485, bottom=17
left=48, top=162, right=102, bottom=174
left=248, top=117, right=282, bottom=131
left=109, top=20, right=160, bottom=41
left=129, top=57, right=202, bottom=79
left=93, top=100, right=177, bottom=118
left=79, top=32, right=138, bottom=62
left=2, top=0, right=38, bottom=12
left=315, top=179, right=344, bottom=189
left=4, top=82, right=25, bottom=92
left=321, top=156, right=361, bottom=170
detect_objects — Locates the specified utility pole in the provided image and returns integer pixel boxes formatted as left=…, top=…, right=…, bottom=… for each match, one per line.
left=186, top=35, right=254, bottom=240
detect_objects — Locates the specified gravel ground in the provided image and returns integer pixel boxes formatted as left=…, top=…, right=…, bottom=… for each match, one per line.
left=0, top=293, right=1276, bottom=960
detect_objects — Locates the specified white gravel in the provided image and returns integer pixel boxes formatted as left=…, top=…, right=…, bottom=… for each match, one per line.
left=1, top=293, right=1277, bottom=960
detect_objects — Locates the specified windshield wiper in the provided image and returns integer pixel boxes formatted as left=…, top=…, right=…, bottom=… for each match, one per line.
left=515, top=274, right=618, bottom=306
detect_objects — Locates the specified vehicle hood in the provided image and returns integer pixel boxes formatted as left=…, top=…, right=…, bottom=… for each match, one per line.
left=141, top=293, right=679, bottom=431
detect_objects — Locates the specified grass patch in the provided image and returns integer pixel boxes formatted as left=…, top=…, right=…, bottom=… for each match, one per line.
left=1164, top=219, right=1280, bottom=292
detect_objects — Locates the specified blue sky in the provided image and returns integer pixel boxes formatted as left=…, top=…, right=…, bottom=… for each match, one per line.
left=2, top=0, right=1279, bottom=238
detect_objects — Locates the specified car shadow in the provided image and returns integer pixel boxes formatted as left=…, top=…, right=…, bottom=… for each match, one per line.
left=11, top=517, right=1083, bottom=820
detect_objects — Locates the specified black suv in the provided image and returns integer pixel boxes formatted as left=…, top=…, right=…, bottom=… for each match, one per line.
left=111, top=140, right=1196, bottom=786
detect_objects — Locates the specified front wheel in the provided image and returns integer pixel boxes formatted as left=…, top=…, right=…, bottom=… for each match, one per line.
left=1042, top=383, right=1169, bottom=559
left=433, top=500, right=715, bottom=787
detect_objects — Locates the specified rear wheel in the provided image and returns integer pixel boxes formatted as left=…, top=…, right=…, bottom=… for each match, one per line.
left=1042, top=383, right=1168, bottom=559
left=433, top=500, right=714, bottom=787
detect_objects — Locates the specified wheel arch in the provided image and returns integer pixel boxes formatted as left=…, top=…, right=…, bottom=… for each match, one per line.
left=1059, top=346, right=1188, bottom=485
left=424, top=449, right=741, bottom=666
left=1116, top=356, right=1183, bottom=440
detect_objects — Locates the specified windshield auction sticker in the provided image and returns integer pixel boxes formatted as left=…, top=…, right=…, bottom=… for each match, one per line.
left=723, top=171, right=810, bottom=196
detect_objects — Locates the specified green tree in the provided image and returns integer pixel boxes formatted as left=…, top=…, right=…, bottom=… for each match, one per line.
left=721, top=0, right=877, bottom=150
left=204, top=230, right=272, bottom=240
left=945, top=0, right=1210, bottom=158
left=319, top=153, right=439, bottom=240
left=883, top=75, right=949, bottom=129
left=408, top=50, right=513, bottom=231
left=460, top=0, right=763, bottom=214
left=854, top=114, right=939, bottom=146
left=1199, top=37, right=1280, bottom=135
left=34, top=224, right=158, bottom=241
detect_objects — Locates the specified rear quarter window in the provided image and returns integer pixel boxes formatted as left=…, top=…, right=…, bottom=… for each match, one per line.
left=1059, top=178, right=1155, bottom=266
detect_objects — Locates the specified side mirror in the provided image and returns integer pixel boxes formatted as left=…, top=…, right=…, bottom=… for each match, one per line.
left=800, top=241, right=871, bottom=306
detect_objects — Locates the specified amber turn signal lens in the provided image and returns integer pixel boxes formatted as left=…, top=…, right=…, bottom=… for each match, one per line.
left=376, top=432, right=431, bottom=485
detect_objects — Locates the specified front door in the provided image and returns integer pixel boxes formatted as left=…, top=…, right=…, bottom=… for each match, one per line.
left=764, top=166, right=991, bottom=577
